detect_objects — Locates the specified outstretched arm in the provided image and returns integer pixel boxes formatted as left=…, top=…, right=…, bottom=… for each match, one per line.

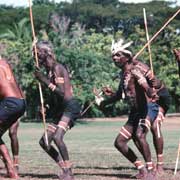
left=99, top=84, right=122, bottom=109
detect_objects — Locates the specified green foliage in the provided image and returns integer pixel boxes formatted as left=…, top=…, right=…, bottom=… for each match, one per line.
left=0, top=0, right=180, bottom=120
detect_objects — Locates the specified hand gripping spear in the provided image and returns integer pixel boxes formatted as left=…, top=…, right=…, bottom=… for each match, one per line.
left=28, top=0, right=48, bottom=146
left=143, top=8, right=161, bottom=138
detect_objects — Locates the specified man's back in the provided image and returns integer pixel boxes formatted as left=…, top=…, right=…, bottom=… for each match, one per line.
left=0, top=59, right=23, bottom=99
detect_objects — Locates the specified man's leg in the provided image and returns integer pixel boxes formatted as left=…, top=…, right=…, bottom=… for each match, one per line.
left=136, top=119, right=153, bottom=166
left=9, top=120, right=19, bottom=171
left=136, top=119, right=157, bottom=180
left=39, top=123, right=63, bottom=163
left=0, top=141, right=18, bottom=179
left=114, top=125, right=147, bottom=179
left=136, top=103, right=160, bottom=172
left=0, top=122, right=18, bottom=179
left=151, top=107, right=165, bottom=173
left=53, top=116, right=74, bottom=180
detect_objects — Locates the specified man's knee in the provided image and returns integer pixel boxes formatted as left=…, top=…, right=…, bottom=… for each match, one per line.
left=9, top=129, right=18, bottom=140
left=138, top=119, right=150, bottom=133
left=152, top=111, right=165, bottom=130
left=39, top=123, right=57, bottom=150
left=136, top=128, right=148, bottom=146
left=151, top=122, right=159, bottom=132
left=114, top=134, right=129, bottom=150
left=114, top=137, right=123, bottom=150
left=39, top=136, right=44, bottom=147
left=53, top=121, right=69, bottom=143
left=39, top=136, right=50, bottom=151
left=114, top=126, right=132, bottom=149
left=53, top=127, right=65, bottom=146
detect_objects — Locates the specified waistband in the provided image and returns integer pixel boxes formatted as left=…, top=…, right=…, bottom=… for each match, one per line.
left=3, top=97, right=25, bottom=101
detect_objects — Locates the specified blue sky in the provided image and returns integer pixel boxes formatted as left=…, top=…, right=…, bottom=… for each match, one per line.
left=0, top=0, right=179, bottom=7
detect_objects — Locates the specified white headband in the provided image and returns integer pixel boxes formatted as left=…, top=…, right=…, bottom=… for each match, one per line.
left=111, top=39, right=133, bottom=56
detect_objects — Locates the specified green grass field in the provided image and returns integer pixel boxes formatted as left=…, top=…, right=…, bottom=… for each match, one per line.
left=0, top=116, right=180, bottom=180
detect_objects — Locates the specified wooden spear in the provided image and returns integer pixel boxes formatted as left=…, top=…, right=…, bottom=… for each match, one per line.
left=174, top=140, right=180, bottom=175
left=134, top=8, right=180, bottom=59
left=143, top=8, right=161, bottom=138
left=143, top=8, right=153, bottom=75
left=28, top=0, right=48, bottom=145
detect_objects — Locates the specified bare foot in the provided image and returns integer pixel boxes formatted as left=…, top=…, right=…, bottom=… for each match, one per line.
left=144, top=171, right=157, bottom=180
left=63, top=174, right=75, bottom=180
left=135, top=167, right=147, bottom=179
left=59, top=174, right=74, bottom=180
left=7, top=170, right=19, bottom=179
left=59, top=168, right=74, bottom=180
left=13, top=164, right=19, bottom=174
left=156, top=164, right=164, bottom=175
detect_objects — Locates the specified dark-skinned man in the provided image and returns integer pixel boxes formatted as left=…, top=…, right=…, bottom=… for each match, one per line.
left=97, top=39, right=170, bottom=179
left=0, top=56, right=26, bottom=179
left=33, top=41, right=81, bottom=180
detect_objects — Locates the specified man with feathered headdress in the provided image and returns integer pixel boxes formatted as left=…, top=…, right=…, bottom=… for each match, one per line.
left=98, top=38, right=170, bottom=179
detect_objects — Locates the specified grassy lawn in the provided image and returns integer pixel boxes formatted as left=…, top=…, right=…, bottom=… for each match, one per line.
left=0, top=116, right=180, bottom=180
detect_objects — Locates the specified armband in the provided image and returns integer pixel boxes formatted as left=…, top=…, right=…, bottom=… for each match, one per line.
left=138, top=77, right=147, bottom=85
left=55, top=77, right=64, bottom=84
left=48, top=83, right=56, bottom=91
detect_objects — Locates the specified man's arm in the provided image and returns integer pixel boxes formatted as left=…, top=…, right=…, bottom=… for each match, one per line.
left=145, top=69, right=163, bottom=89
left=99, top=84, right=122, bottom=109
left=34, top=69, right=64, bottom=98
left=131, top=68, right=158, bottom=101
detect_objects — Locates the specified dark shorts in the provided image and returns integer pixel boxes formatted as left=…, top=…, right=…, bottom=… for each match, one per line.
left=63, top=98, right=81, bottom=127
left=0, top=97, right=26, bottom=134
left=157, top=87, right=171, bottom=113
left=126, top=108, right=147, bottom=129
left=147, top=87, right=170, bottom=122
left=147, top=102, right=159, bottom=121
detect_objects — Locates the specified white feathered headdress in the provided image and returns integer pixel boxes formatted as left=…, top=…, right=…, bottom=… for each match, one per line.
left=111, top=39, right=133, bottom=56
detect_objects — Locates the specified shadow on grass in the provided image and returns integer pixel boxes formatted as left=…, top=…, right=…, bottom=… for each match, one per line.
left=19, top=173, right=58, bottom=179
left=74, top=166, right=136, bottom=179
left=75, top=166, right=177, bottom=171
left=75, top=165, right=136, bottom=170
left=3, top=172, right=135, bottom=180
left=0, top=166, right=135, bottom=179
left=75, top=172, right=135, bottom=179
left=1, top=166, right=176, bottom=180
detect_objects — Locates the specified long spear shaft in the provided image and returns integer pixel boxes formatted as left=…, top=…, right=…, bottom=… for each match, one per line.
left=174, top=140, right=180, bottom=175
left=80, top=100, right=96, bottom=116
left=80, top=91, right=103, bottom=116
left=143, top=8, right=161, bottom=138
left=134, top=8, right=180, bottom=59
left=143, top=8, right=153, bottom=75
left=28, top=0, right=48, bottom=145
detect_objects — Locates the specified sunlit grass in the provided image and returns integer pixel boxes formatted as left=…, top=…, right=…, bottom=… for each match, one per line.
left=0, top=117, right=180, bottom=180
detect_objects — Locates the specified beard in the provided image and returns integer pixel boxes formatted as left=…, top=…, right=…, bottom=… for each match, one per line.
left=114, top=62, right=124, bottom=68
